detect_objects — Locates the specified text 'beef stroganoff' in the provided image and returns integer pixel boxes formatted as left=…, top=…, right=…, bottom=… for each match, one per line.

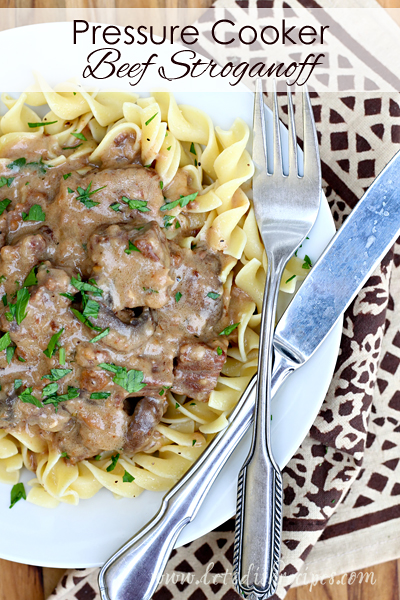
left=0, top=78, right=305, bottom=507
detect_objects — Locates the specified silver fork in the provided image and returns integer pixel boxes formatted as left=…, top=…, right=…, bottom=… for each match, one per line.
left=232, top=80, right=321, bottom=599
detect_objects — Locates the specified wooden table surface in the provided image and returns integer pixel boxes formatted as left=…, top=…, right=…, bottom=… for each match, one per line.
left=1, top=0, right=400, bottom=598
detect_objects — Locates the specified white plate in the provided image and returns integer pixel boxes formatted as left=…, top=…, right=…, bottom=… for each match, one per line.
left=0, top=22, right=342, bottom=568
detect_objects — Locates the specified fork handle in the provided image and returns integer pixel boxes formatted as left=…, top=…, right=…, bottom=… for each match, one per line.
left=233, top=252, right=285, bottom=599
left=234, top=448, right=283, bottom=598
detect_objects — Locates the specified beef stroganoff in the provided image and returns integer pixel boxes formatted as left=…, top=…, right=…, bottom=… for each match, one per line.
left=0, top=78, right=304, bottom=507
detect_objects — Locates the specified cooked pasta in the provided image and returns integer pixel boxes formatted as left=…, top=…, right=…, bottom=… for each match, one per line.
left=0, top=77, right=306, bottom=507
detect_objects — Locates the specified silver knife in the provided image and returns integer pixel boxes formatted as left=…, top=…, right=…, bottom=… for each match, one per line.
left=99, top=149, right=400, bottom=600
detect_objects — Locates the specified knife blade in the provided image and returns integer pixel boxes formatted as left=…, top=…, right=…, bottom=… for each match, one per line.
left=272, top=148, right=400, bottom=391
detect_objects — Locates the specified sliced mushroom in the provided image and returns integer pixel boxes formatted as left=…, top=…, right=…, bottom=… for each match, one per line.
left=123, top=395, right=167, bottom=454
left=94, top=303, right=157, bottom=352
left=0, top=390, right=17, bottom=425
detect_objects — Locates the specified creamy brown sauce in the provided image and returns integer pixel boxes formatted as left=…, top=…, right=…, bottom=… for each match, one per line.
left=0, top=133, right=248, bottom=464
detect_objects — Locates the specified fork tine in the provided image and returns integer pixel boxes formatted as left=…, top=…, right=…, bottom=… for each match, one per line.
left=272, top=81, right=283, bottom=176
left=287, top=83, right=297, bottom=178
left=252, top=79, right=268, bottom=173
left=302, top=84, right=321, bottom=182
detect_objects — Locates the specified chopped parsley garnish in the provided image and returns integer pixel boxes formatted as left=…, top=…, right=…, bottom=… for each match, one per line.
left=121, top=197, right=150, bottom=212
left=302, top=255, right=312, bottom=269
left=9, top=483, right=26, bottom=509
left=175, top=220, right=181, bottom=229
left=160, top=192, right=198, bottom=211
left=22, top=204, right=46, bottom=222
left=60, top=292, right=75, bottom=301
left=159, top=181, right=163, bottom=190
left=167, top=146, right=171, bottom=151
left=216, top=347, right=223, bottom=356
left=71, top=308, right=102, bottom=332
left=2, top=294, right=6, bottom=307
left=145, top=112, right=158, bottom=126
left=90, top=328, right=110, bottom=344
left=113, top=368, right=146, bottom=394
left=71, top=132, right=87, bottom=141
left=94, top=454, right=102, bottom=461
left=90, top=392, right=111, bottom=400
left=43, top=328, right=64, bottom=358
left=285, top=274, right=296, bottom=284
left=123, top=470, right=135, bottom=483
left=26, top=157, right=48, bottom=175
left=62, top=144, right=82, bottom=150
left=207, top=292, right=220, bottom=300
left=42, top=382, right=59, bottom=397
left=42, top=386, right=79, bottom=410
left=0, top=177, right=14, bottom=188
left=0, top=332, right=11, bottom=352
left=60, top=452, right=69, bottom=458
left=0, top=199, right=11, bottom=216
left=192, top=439, right=196, bottom=446
left=14, top=379, right=22, bottom=390
left=71, top=277, right=103, bottom=296
left=41, top=368, right=72, bottom=382
left=28, top=120, right=58, bottom=128
left=189, top=402, right=196, bottom=406
left=7, top=158, right=26, bottom=171
left=0, top=275, right=6, bottom=283
left=6, top=346, right=15, bottom=364
left=73, top=183, right=106, bottom=209
left=219, top=322, right=240, bottom=336
left=124, top=240, right=140, bottom=255
left=106, top=453, right=120, bottom=472
left=17, top=356, right=26, bottom=363
left=18, top=387, right=42, bottom=408
left=190, top=142, right=196, bottom=155
left=59, top=348, right=66, bottom=365
left=175, top=402, right=180, bottom=409
left=82, top=297, right=99, bottom=319
left=63, top=173, right=72, bottom=180
left=143, top=287, right=158, bottom=293
left=163, top=214, right=174, bottom=229
left=12, top=288, right=30, bottom=325
left=110, top=202, right=121, bottom=212
left=99, top=363, right=147, bottom=394
left=24, top=265, right=38, bottom=287
left=159, top=385, right=171, bottom=396
left=175, top=292, right=182, bottom=303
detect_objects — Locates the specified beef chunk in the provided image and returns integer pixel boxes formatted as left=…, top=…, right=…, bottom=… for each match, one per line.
left=89, top=221, right=173, bottom=311
left=0, top=233, right=48, bottom=297
left=47, top=165, right=165, bottom=271
left=0, top=263, right=89, bottom=365
left=172, top=342, right=227, bottom=401
left=157, top=242, right=224, bottom=339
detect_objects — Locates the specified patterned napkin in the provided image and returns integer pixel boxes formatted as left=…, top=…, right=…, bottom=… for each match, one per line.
left=47, top=2, right=400, bottom=599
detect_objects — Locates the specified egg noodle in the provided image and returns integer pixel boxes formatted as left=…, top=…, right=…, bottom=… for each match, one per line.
left=0, top=76, right=305, bottom=507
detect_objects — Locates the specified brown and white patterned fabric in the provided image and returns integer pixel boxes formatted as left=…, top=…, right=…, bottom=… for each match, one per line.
left=48, top=2, right=400, bottom=600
